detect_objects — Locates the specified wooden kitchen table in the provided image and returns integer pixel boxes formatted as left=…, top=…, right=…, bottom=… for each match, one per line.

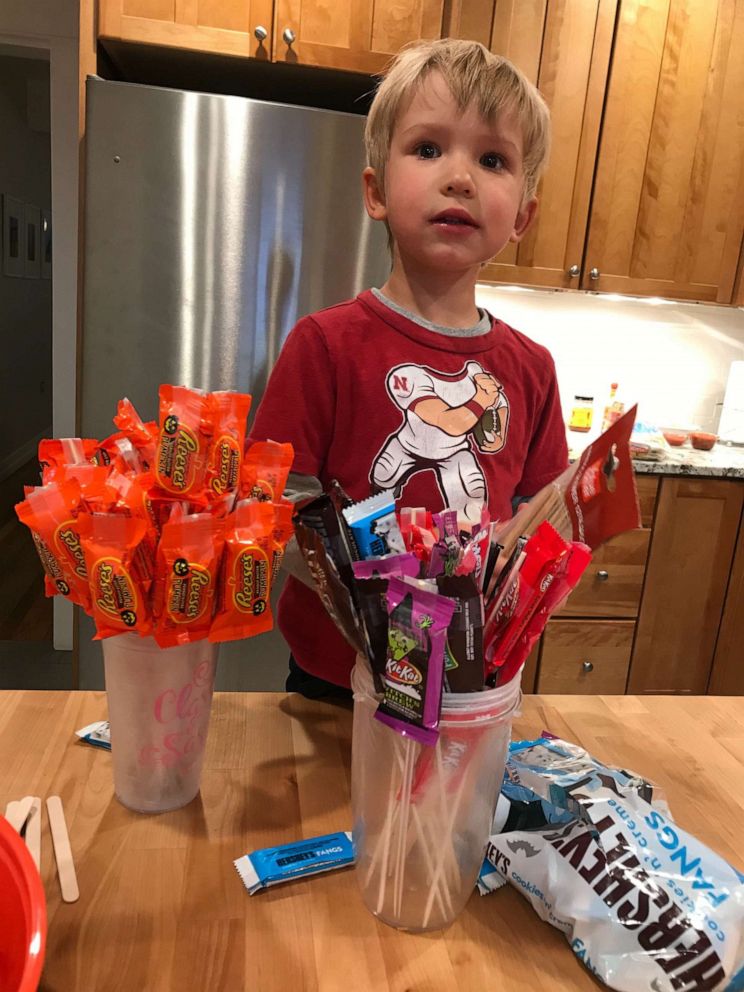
left=2, top=691, right=743, bottom=992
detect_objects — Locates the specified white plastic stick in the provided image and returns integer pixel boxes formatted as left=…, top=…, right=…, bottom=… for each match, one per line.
left=46, top=796, right=79, bottom=903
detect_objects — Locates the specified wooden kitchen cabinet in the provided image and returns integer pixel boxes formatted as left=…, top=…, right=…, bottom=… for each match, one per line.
left=628, top=478, right=744, bottom=694
left=449, top=0, right=618, bottom=290
left=272, top=0, right=445, bottom=72
left=99, top=0, right=446, bottom=72
left=98, top=0, right=275, bottom=59
left=537, top=620, right=635, bottom=693
left=582, top=0, right=744, bottom=303
left=708, top=511, right=744, bottom=694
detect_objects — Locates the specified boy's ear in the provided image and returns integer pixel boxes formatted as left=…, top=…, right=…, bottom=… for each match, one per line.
left=509, top=197, right=538, bottom=244
left=362, top=167, right=387, bottom=222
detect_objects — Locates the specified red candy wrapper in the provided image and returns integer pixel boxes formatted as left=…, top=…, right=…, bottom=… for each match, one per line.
left=78, top=513, right=154, bottom=638
left=210, top=501, right=275, bottom=642
left=154, top=386, right=214, bottom=498
left=205, top=391, right=252, bottom=501
left=240, top=440, right=293, bottom=502
left=152, top=513, right=226, bottom=648
left=485, top=522, right=573, bottom=683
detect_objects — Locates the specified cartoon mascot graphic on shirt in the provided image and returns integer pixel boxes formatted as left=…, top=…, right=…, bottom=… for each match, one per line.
left=370, top=360, right=509, bottom=509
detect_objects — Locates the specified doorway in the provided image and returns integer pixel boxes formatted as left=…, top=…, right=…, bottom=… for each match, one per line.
left=0, top=49, right=72, bottom=688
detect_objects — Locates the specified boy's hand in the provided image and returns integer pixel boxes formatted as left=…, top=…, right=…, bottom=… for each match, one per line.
left=473, top=373, right=501, bottom=408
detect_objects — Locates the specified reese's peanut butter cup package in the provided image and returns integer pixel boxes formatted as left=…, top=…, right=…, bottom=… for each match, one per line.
left=205, top=391, right=252, bottom=500
left=154, top=386, right=214, bottom=498
left=240, top=440, right=293, bottom=502
left=78, top=513, right=153, bottom=638
left=15, top=482, right=90, bottom=610
left=112, top=398, right=159, bottom=469
left=209, top=501, right=274, bottom=642
left=270, top=500, right=294, bottom=584
left=152, top=513, right=225, bottom=648
left=38, top=438, right=98, bottom=483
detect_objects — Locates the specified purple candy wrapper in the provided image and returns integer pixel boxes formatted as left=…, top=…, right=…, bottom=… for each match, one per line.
left=374, top=576, right=455, bottom=746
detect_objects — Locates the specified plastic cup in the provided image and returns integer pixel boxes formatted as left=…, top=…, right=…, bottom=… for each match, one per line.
left=0, top=814, right=46, bottom=992
left=351, top=662, right=520, bottom=932
left=102, top=633, right=218, bottom=813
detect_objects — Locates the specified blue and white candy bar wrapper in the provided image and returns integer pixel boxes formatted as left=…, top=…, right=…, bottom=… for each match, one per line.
left=478, top=736, right=744, bottom=992
left=234, top=832, right=354, bottom=895
left=75, top=720, right=111, bottom=750
left=342, top=492, right=405, bottom=559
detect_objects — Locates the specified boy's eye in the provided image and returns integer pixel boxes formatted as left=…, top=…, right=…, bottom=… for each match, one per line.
left=415, top=142, right=440, bottom=159
left=481, top=152, right=506, bottom=171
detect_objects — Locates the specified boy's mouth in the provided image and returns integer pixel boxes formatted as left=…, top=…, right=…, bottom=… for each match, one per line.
left=430, top=209, right=479, bottom=228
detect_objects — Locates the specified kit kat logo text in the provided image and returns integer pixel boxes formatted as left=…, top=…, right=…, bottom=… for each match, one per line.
left=385, top=659, right=422, bottom=686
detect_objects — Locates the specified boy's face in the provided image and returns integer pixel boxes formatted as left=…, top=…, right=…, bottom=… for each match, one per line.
left=364, top=72, right=536, bottom=276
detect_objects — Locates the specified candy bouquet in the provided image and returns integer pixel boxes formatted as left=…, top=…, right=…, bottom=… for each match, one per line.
left=15, top=386, right=294, bottom=645
left=15, top=385, right=294, bottom=813
left=293, top=407, right=642, bottom=930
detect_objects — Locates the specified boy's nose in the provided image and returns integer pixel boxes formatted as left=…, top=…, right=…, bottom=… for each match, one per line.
left=443, top=169, right=474, bottom=197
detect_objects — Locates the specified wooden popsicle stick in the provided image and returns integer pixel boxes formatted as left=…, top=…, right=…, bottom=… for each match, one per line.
left=46, top=796, right=79, bottom=902
left=25, top=797, right=41, bottom=871
left=5, top=795, right=34, bottom=833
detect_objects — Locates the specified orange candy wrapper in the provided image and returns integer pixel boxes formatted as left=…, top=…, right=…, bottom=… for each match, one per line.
left=152, top=514, right=226, bottom=648
left=78, top=513, right=154, bottom=638
left=155, top=386, right=214, bottom=498
left=15, top=482, right=90, bottom=609
left=112, top=398, right=159, bottom=469
left=271, top=500, right=294, bottom=583
left=240, top=440, right=293, bottom=502
left=205, top=391, right=252, bottom=501
left=210, top=501, right=275, bottom=642
left=38, top=438, right=98, bottom=483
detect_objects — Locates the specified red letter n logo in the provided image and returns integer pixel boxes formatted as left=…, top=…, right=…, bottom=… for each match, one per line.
left=392, top=374, right=408, bottom=392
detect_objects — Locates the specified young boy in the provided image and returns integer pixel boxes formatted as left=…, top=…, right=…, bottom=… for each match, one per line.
left=248, top=39, right=568, bottom=698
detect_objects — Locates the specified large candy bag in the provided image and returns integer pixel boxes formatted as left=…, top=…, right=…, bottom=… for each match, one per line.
left=478, top=736, right=744, bottom=992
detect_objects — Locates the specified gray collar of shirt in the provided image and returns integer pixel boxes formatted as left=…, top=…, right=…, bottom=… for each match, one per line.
left=371, top=287, right=491, bottom=337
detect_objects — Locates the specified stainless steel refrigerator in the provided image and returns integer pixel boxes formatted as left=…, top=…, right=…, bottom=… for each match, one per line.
left=78, top=76, right=388, bottom=690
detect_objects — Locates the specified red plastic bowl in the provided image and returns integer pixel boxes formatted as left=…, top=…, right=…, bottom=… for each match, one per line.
left=0, top=814, right=46, bottom=992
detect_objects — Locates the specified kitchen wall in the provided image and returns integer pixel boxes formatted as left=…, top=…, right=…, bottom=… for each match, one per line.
left=0, top=53, right=52, bottom=478
left=475, top=284, right=744, bottom=437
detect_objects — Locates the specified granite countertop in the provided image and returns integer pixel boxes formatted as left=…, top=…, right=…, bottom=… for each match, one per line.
left=632, top=443, right=744, bottom=478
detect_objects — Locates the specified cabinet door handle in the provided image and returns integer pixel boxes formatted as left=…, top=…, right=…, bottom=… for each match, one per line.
left=567, top=264, right=580, bottom=278
left=597, top=569, right=609, bottom=582
left=283, top=27, right=296, bottom=45
left=582, top=660, right=594, bottom=673
left=589, top=267, right=600, bottom=280
left=254, top=25, right=268, bottom=41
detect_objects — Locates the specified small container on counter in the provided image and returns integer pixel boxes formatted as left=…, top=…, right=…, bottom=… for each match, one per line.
left=690, top=431, right=717, bottom=451
left=568, top=395, right=594, bottom=433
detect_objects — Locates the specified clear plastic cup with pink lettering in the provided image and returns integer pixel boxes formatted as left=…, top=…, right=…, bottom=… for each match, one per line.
left=102, top=633, right=218, bottom=813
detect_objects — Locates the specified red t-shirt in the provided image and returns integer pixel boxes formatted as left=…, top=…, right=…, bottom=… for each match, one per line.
left=248, top=290, right=568, bottom=687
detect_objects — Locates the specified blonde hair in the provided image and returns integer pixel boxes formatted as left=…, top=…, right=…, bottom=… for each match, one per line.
left=364, top=38, right=551, bottom=203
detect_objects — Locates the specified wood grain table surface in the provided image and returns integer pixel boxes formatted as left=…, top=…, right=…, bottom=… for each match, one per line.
left=1, top=690, right=743, bottom=992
